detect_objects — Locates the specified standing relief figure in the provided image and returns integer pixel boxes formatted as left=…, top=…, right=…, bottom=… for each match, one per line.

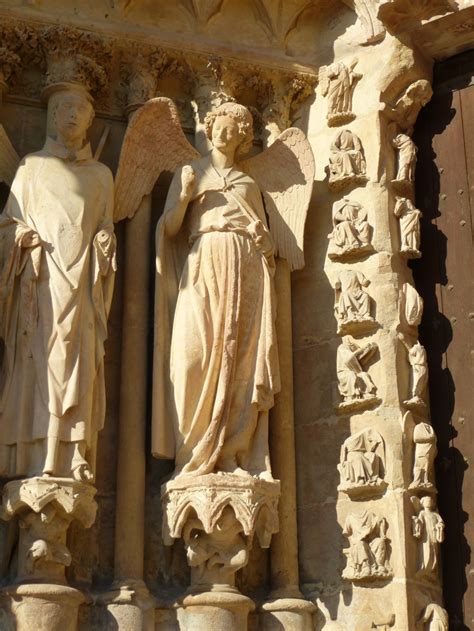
left=419, top=604, right=448, bottom=631
left=0, top=87, right=116, bottom=481
left=392, top=133, right=417, bottom=191
left=113, top=98, right=314, bottom=479
left=328, top=129, right=367, bottom=191
left=394, top=196, right=422, bottom=258
left=410, top=422, right=437, bottom=490
left=319, top=60, right=362, bottom=126
left=334, top=269, right=375, bottom=334
left=327, top=198, right=373, bottom=260
left=398, top=333, right=428, bottom=410
left=411, top=496, right=445, bottom=578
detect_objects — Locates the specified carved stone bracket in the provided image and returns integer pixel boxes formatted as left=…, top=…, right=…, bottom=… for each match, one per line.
left=162, top=474, right=280, bottom=591
left=377, top=0, right=458, bottom=33
left=1, top=477, right=97, bottom=584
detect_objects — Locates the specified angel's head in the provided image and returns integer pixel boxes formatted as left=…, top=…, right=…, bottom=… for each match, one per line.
left=205, top=103, right=254, bottom=157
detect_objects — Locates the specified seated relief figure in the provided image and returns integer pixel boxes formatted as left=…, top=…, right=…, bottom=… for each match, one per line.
left=337, top=336, right=378, bottom=410
left=0, top=86, right=116, bottom=481
left=328, top=197, right=373, bottom=260
left=334, top=269, right=375, bottom=334
left=328, top=129, right=367, bottom=191
left=338, top=428, right=386, bottom=496
left=113, top=98, right=314, bottom=480
left=342, top=510, right=392, bottom=581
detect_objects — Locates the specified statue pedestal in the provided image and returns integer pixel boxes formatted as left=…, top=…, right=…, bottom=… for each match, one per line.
left=162, top=473, right=280, bottom=629
left=176, top=590, right=255, bottom=631
left=0, top=477, right=97, bottom=631
left=261, top=596, right=317, bottom=631
left=4, top=584, right=85, bottom=631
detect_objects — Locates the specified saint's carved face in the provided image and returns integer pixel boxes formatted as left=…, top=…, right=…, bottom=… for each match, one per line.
left=211, top=115, right=241, bottom=154
left=55, top=93, right=93, bottom=144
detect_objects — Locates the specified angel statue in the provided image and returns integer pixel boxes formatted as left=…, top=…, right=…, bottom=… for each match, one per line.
left=114, top=98, right=314, bottom=480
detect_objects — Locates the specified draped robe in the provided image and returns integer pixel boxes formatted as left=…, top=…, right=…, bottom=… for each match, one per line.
left=0, top=138, right=115, bottom=477
left=152, top=156, right=280, bottom=477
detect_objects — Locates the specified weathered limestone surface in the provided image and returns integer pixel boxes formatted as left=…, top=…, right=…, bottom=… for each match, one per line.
left=0, top=0, right=470, bottom=629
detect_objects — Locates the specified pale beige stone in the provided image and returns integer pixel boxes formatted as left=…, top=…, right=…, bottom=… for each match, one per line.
left=334, top=269, right=375, bottom=335
left=342, top=510, right=392, bottom=581
left=0, top=88, right=116, bottom=481
left=419, top=604, right=449, bottom=631
left=336, top=337, right=379, bottom=411
left=328, top=129, right=368, bottom=191
left=410, top=422, right=437, bottom=491
left=319, top=60, right=362, bottom=127
left=411, top=496, right=445, bottom=578
left=338, top=428, right=387, bottom=497
left=327, top=197, right=374, bottom=261
left=394, top=196, right=422, bottom=258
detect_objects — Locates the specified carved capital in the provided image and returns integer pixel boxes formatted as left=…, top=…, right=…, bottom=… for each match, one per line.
left=121, top=46, right=167, bottom=113
left=40, top=25, right=112, bottom=98
left=162, top=474, right=280, bottom=590
left=1, top=477, right=97, bottom=583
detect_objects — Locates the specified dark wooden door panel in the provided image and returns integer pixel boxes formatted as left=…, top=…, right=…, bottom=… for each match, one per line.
left=413, top=53, right=474, bottom=631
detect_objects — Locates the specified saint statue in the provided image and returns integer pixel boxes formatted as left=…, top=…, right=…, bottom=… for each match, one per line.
left=334, top=269, right=373, bottom=331
left=337, top=337, right=378, bottom=407
left=338, top=428, right=385, bottom=491
left=393, top=133, right=417, bottom=183
left=394, top=196, right=422, bottom=257
left=113, top=98, right=314, bottom=480
left=342, top=511, right=391, bottom=580
left=0, top=87, right=116, bottom=481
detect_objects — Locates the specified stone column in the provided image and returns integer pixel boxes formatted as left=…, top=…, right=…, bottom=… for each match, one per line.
left=0, top=478, right=97, bottom=631
left=0, top=45, right=21, bottom=186
left=261, top=75, right=317, bottom=631
left=110, top=52, right=165, bottom=630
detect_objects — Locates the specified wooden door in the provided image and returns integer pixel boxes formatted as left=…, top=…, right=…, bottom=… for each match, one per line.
left=413, top=50, right=474, bottom=631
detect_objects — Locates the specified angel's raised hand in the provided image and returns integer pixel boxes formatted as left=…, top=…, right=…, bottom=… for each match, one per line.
left=180, top=165, right=196, bottom=200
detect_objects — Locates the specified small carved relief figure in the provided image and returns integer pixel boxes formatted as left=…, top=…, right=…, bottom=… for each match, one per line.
left=419, top=604, right=448, bottom=631
left=411, top=496, right=445, bottom=577
left=342, top=511, right=392, bottom=581
left=328, top=129, right=367, bottom=191
left=394, top=197, right=422, bottom=258
left=337, top=337, right=378, bottom=410
left=392, top=133, right=417, bottom=187
left=398, top=334, right=428, bottom=410
left=320, top=60, right=362, bottom=126
left=334, top=270, right=374, bottom=334
left=328, top=198, right=373, bottom=260
left=338, top=428, right=386, bottom=496
left=410, top=422, right=437, bottom=490
left=401, top=282, right=424, bottom=327
left=384, top=79, right=433, bottom=136
left=0, top=87, right=116, bottom=481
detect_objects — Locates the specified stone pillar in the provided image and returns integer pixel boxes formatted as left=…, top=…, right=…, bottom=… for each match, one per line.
left=261, top=75, right=317, bottom=630
left=0, top=44, right=21, bottom=186
left=161, top=474, right=280, bottom=631
left=110, top=52, right=165, bottom=630
left=0, top=478, right=96, bottom=631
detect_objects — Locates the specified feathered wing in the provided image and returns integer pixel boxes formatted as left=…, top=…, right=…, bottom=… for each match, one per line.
left=240, top=127, right=315, bottom=271
left=114, top=97, right=200, bottom=222
left=0, top=125, right=20, bottom=187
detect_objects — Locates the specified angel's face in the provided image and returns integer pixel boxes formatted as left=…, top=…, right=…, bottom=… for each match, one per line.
left=211, top=115, right=241, bottom=154
left=56, top=93, right=93, bottom=144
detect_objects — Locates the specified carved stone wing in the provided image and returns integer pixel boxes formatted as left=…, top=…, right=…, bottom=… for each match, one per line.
left=0, top=125, right=20, bottom=187
left=240, top=127, right=315, bottom=271
left=114, top=97, right=200, bottom=222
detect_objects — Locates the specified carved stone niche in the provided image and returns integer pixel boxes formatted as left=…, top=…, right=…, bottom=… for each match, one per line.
left=328, top=198, right=374, bottom=261
left=328, top=129, right=368, bottom=192
left=162, top=473, right=279, bottom=630
left=334, top=270, right=377, bottom=335
left=338, top=428, right=387, bottom=498
left=0, top=477, right=97, bottom=631
left=336, top=337, right=380, bottom=413
left=342, top=511, right=392, bottom=582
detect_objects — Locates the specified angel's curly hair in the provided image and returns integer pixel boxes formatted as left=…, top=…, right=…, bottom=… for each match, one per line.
left=204, top=102, right=254, bottom=156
